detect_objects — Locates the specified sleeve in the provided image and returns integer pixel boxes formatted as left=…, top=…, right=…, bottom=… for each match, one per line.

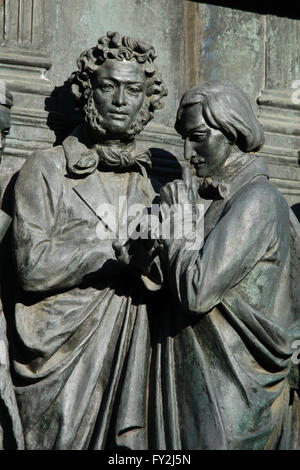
left=163, top=182, right=281, bottom=314
left=13, top=151, right=115, bottom=292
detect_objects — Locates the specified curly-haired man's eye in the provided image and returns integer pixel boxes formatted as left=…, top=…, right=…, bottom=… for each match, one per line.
left=127, top=86, right=142, bottom=96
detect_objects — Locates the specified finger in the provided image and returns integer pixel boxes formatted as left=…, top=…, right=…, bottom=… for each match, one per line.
left=112, top=240, right=122, bottom=253
left=160, top=202, right=170, bottom=220
left=119, top=246, right=131, bottom=264
left=149, top=225, right=160, bottom=241
left=182, top=163, right=192, bottom=193
left=176, top=180, right=184, bottom=203
left=160, top=183, right=171, bottom=198
left=148, top=240, right=159, bottom=258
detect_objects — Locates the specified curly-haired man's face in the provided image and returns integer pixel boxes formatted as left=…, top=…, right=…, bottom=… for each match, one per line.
left=89, top=59, right=146, bottom=140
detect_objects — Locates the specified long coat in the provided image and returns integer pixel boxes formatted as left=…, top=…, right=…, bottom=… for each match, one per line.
left=10, top=125, right=161, bottom=450
left=149, top=154, right=300, bottom=450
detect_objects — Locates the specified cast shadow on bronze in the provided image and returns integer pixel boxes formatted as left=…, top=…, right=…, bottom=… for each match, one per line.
left=148, top=148, right=182, bottom=185
left=292, top=204, right=300, bottom=222
left=0, top=397, right=18, bottom=448
left=45, top=81, right=82, bottom=146
left=0, top=172, right=19, bottom=373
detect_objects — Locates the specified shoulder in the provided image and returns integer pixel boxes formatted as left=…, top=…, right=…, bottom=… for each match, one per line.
left=15, top=146, right=66, bottom=198
left=19, top=146, right=65, bottom=176
left=231, top=177, right=288, bottom=217
left=223, top=177, right=290, bottom=235
left=16, top=146, right=65, bottom=186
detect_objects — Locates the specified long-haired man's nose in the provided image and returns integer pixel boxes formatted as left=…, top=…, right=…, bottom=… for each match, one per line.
left=184, top=140, right=191, bottom=159
left=184, top=141, right=197, bottom=160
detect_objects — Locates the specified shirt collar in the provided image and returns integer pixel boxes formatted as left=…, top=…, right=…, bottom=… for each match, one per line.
left=198, top=152, right=269, bottom=200
left=63, top=124, right=94, bottom=175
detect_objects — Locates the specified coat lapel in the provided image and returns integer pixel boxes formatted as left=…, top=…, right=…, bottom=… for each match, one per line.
left=72, top=172, right=105, bottom=218
left=63, top=125, right=112, bottom=230
left=62, top=125, right=158, bottom=236
left=73, top=173, right=120, bottom=235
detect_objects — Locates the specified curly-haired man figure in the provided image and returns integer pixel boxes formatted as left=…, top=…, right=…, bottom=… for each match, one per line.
left=10, top=32, right=167, bottom=450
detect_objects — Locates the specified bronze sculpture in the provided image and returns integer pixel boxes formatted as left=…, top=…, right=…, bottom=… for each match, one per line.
left=147, top=81, right=300, bottom=449
left=2, top=33, right=300, bottom=450
left=9, top=32, right=167, bottom=450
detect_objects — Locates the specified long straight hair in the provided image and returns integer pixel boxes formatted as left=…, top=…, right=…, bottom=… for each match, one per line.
left=175, top=81, right=265, bottom=153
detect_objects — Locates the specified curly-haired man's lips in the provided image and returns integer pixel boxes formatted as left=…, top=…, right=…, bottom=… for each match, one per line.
left=108, top=111, right=129, bottom=120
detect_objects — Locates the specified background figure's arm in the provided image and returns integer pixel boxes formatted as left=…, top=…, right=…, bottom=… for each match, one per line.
left=13, top=152, right=115, bottom=292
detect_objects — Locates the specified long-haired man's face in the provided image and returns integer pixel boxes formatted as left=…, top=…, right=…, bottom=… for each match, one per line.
left=85, top=59, right=149, bottom=141
left=0, top=105, right=10, bottom=160
left=177, top=102, right=233, bottom=178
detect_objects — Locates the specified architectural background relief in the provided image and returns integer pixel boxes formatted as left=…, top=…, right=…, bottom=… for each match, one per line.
left=0, top=0, right=300, bottom=208
left=0, top=0, right=51, bottom=194
left=0, top=0, right=51, bottom=95
left=1, top=0, right=43, bottom=47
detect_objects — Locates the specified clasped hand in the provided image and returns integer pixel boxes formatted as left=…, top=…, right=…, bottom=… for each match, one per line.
left=113, top=167, right=196, bottom=275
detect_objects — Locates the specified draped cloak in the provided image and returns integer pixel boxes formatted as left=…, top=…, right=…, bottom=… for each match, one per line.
left=149, top=154, right=300, bottom=450
left=10, top=125, right=162, bottom=450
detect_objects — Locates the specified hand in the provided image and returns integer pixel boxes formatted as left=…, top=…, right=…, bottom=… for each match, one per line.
left=160, top=165, right=199, bottom=245
left=113, top=237, right=162, bottom=276
left=160, top=163, right=197, bottom=210
left=160, top=179, right=189, bottom=208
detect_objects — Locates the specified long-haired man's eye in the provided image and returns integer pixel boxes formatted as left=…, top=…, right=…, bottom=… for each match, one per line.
left=101, top=84, right=114, bottom=92
left=190, top=132, right=206, bottom=142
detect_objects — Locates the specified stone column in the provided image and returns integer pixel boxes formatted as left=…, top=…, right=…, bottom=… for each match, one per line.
left=0, top=0, right=51, bottom=91
left=257, top=16, right=300, bottom=207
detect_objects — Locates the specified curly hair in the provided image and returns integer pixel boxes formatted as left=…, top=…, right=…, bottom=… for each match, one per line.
left=68, top=31, right=168, bottom=118
left=175, top=81, right=264, bottom=153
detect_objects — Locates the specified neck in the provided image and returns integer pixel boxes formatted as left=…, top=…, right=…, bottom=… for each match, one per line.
left=208, top=147, right=244, bottom=181
left=85, top=124, right=135, bottom=149
left=222, top=147, right=244, bottom=169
